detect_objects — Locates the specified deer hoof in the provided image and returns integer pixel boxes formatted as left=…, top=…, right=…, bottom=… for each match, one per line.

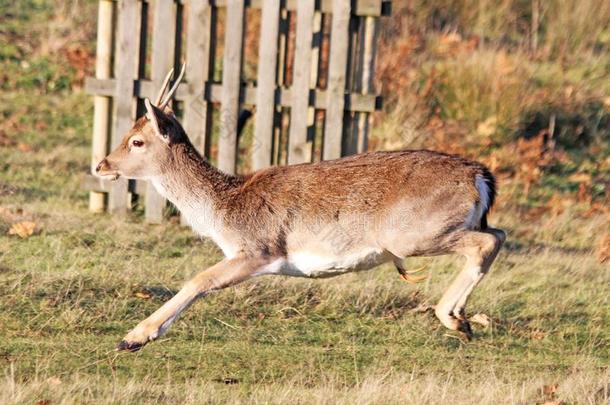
left=457, top=319, right=473, bottom=341
left=116, top=339, right=145, bottom=352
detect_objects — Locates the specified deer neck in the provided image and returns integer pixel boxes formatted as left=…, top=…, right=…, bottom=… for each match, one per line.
left=150, top=142, right=243, bottom=237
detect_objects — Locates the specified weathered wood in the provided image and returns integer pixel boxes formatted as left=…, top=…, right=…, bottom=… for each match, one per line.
left=273, top=7, right=290, bottom=166
left=85, top=0, right=390, bottom=221
left=84, top=175, right=145, bottom=195
left=206, top=0, right=388, bottom=16
left=184, top=1, right=213, bottom=155
left=144, top=0, right=177, bottom=223
left=342, top=15, right=361, bottom=156
left=109, top=0, right=141, bottom=214
left=287, top=0, right=315, bottom=165
left=218, top=0, right=245, bottom=174
left=86, top=78, right=382, bottom=112
left=307, top=10, right=322, bottom=147
left=89, top=0, right=114, bottom=213
left=356, top=16, right=378, bottom=153
left=323, top=0, right=351, bottom=160
left=252, top=0, right=280, bottom=170
left=312, top=13, right=331, bottom=162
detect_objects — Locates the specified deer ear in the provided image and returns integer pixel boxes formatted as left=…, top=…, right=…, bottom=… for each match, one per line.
left=144, top=98, right=169, bottom=144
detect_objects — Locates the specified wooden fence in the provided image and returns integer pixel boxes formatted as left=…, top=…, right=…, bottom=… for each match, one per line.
left=85, top=0, right=391, bottom=223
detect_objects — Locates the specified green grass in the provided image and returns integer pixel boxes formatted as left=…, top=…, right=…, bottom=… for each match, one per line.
left=1, top=89, right=608, bottom=404
left=1, top=1, right=609, bottom=403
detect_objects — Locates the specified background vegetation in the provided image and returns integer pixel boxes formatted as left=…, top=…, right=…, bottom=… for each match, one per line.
left=1, top=0, right=608, bottom=403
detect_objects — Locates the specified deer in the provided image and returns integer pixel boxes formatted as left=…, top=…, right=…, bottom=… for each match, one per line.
left=95, top=65, right=506, bottom=352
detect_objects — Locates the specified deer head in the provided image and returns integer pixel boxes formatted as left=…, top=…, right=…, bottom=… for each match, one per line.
left=95, top=64, right=187, bottom=181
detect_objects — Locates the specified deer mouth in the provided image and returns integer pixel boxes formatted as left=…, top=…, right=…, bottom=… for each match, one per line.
left=97, top=171, right=120, bottom=181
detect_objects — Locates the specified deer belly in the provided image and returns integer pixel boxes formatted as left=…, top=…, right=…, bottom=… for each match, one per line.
left=279, top=248, right=390, bottom=278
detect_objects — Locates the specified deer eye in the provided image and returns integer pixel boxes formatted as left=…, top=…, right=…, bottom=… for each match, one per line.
left=131, top=139, right=144, bottom=147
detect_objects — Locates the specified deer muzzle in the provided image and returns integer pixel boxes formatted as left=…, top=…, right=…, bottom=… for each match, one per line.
left=95, top=158, right=120, bottom=181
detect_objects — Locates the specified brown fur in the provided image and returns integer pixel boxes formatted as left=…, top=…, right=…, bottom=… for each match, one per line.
left=163, top=144, right=489, bottom=257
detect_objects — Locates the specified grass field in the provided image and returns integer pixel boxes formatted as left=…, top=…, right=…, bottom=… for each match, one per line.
left=1, top=1, right=609, bottom=404
left=1, top=85, right=608, bottom=405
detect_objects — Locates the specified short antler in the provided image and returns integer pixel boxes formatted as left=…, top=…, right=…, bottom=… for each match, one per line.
left=158, top=63, right=186, bottom=110
left=154, top=68, right=175, bottom=105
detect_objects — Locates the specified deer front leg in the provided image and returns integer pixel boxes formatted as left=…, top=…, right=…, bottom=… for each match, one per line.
left=117, top=255, right=272, bottom=352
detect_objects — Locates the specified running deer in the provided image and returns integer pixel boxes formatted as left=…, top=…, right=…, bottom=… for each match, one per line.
left=96, top=65, right=505, bottom=351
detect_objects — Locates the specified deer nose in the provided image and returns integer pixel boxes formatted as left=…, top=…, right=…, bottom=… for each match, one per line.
left=95, top=159, right=108, bottom=173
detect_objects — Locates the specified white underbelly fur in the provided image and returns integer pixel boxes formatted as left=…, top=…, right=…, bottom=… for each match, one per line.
left=262, top=248, right=392, bottom=278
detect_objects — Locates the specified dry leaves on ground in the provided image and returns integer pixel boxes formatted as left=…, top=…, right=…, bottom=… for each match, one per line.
left=8, top=221, right=37, bottom=238
left=470, top=313, right=491, bottom=327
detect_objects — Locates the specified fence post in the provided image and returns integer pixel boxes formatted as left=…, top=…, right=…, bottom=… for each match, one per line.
left=184, top=1, right=214, bottom=156
left=356, top=16, right=378, bottom=153
left=109, top=0, right=141, bottom=214
left=344, top=15, right=378, bottom=155
left=323, top=0, right=350, bottom=160
left=253, top=0, right=281, bottom=170
left=89, top=0, right=113, bottom=213
left=145, top=0, right=178, bottom=223
left=288, top=1, right=315, bottom=165
left=219, top=0, right=245, bottom=175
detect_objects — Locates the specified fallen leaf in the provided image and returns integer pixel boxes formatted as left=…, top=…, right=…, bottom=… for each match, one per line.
left=531, top=330, right=547, bottom=340
left=470, top=313, right=491, bottom=327
left=134, top=291, right=152, bottom=299
left=543, top=383, right=558, bottom=398
left=540, top=383, right=565, bottom=404
left=17, top=143, right=33, bottom=152
left=8, top=221, right=37, bottom=238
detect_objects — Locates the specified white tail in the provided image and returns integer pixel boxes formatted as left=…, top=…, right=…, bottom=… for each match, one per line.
left=95, top=66, right=506, bottom=351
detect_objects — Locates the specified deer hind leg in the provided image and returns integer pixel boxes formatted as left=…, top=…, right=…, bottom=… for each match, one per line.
left=434, top=228, right=505, bottom=340
left=117, top=255, right=272, bottom=352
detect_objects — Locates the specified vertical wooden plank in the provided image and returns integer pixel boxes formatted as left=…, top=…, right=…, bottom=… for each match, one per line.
left=219, top=0, right=245, bottom=174
left=307, top=10, right=322, bottom=147
left=356, top=16, right=378, bottom=153
left=184, top=1, right=213, bottom=155
left=90, top=0, right=113, bottom=213
left=181, top=0, right=214, bottom=226
left=323, top=0, right=350, bottom=160
left=109, top=0, right=141, bottom=214
left=312, top=13, right=331, bottom=162
left=287, top=0, right=315, bottom=165
left=253, top=0, right=280, bottom=170
left=145, top=0, right=177, bottom=223
left=342, top=15, right=361, bottom=156
left=272, top=6, right=289, bottom=166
